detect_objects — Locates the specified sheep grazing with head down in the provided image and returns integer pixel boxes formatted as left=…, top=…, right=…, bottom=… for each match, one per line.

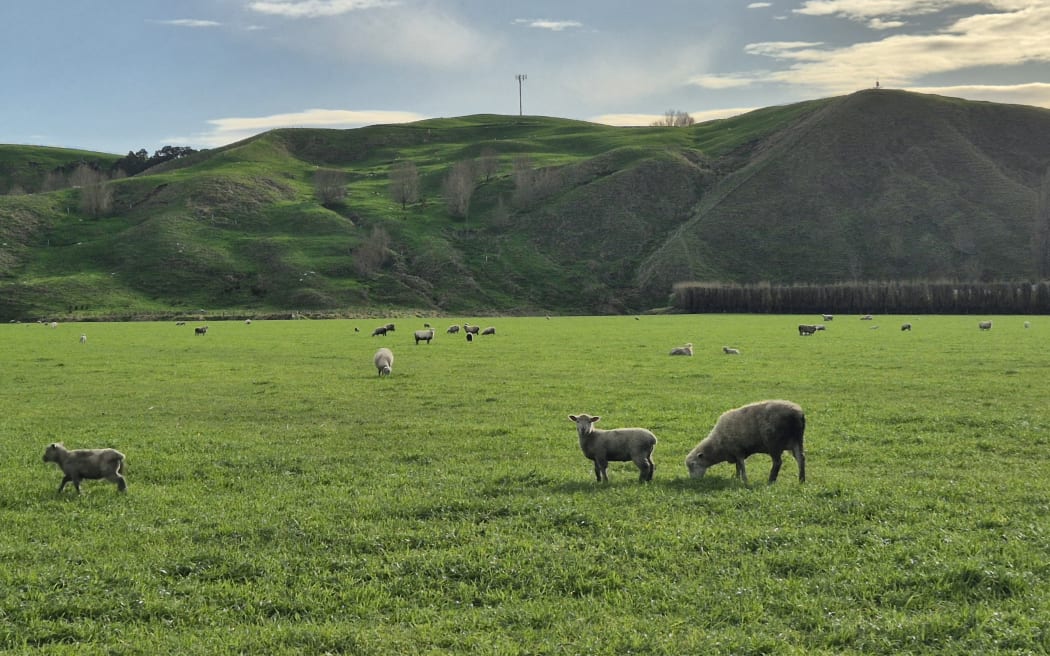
left=568, top=414, right=657, bottom=483
left=723, top=346, right=740, bottom=355
left=481, top=326, right=496, bottom=336
left=978, top=320, right=993, bottom=331
left=670, top=343, right=693, bottom=356
left=374, top=347, right=394, bottom=376
left=446, top=324, right=461, bottom=334
left=798, top=324, right=818, bottom=336
left=414, top=328, right=435, bottom=344
left=685, top=400, right=806, bottom=484
left=43, top=442, right=127, bottom=494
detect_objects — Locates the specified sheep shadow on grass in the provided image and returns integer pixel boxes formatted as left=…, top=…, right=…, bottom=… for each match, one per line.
left=550, top=475, right=742, bottom=495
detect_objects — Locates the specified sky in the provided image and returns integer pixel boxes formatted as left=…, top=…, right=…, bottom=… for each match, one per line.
left=3, top=0, right=1050, bottom=155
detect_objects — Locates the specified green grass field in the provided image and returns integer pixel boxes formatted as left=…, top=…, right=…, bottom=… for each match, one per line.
left=1, top=315, right=1048, bottom=654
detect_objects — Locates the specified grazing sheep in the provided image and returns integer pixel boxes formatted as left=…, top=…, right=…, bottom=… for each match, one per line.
left=723, top=346, right=740, bottom=355
left=466, top=332, right=474, bottom=342
left=245, top=319, right=252, bottom=325
left=194, top=326, right=208, bottom=336
left=446, top=324, right=461, bottom=334
left=463, top=324, right=481, bottom=335
left=372, top=326, right=390, bottom=337
left=79, top=334, right=87, bottom=344
left=175, top=321, right=186, bottom=326
left=822, top=314, right=834, bottom=321
left=670, top=343, right=693, bottom=356
left=568, top=414, right=657, bottom=483
left=43, top=442, right=127, bottom=494
left=385, top=323, right=396, bottom=332
left=354, top=327, right=360, bottom=333
left=481, top=326, right=496, bottom=336
left=1024, top=321, right=1031, bottom=329
left=423, top=322, right=431, bottom=329
left=798, top=324, right=818, bottom=336
left=901, top=323, right=912, bottom=331
left=815, top=324, right=826, bottom=331
left=49, top=321, right=58, bottom=329
left=685, top=400, right=806, bottom=485
left=373, top=347, right=394, bottom=376
left=979, top=320, right=993, bottom=331
left=414, top=328, right=435, bottom=345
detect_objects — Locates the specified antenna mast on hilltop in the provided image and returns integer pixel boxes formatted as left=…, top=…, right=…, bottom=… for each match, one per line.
left=515, top=73, right=527, bottom=116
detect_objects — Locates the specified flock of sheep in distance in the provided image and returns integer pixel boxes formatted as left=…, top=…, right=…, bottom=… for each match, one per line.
left=40, top=313, right=1017, bottom=493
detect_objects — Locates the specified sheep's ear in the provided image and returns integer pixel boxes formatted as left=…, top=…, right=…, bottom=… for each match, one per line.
left=591, top=416, right=600, bottom=423
left=568, top=415, right=578, bottom=422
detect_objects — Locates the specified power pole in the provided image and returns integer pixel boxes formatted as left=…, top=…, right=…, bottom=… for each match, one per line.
left=515, top=73, right=527, bottom=116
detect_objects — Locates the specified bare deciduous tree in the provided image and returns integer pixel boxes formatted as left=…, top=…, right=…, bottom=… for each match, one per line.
left=442, top=159, right=476, bottom=220
left=478, top=147, right=500, bottom=182
left=314, top=169, right=348, bottom=206
left=651, top=109, right=695, bottom=127
left=388, top=160, right=420, bottom=210
left=511, top=155, right=561, bottom=208
left=353, top=226, right=392, bottom=276
left=71, top=164, right=113, bottom=217
left=1035, top=167, right=1050, bottom=278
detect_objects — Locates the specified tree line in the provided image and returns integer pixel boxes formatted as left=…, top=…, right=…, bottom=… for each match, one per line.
left=672, top=280, right=1050, bottom=314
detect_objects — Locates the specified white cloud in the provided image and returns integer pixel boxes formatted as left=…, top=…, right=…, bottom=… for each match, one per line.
left=149, top=19, right=221, bottom=28
left=174, top=108, right=426, bottom=148
left=247, top=0, right=398, bottom=18
left=747, top=2, right=773, bottom=8
left=795, top=0, right=1034, bottom=21
left=745, top=5, right=1050, bottom=93
left=688, top=73, right=757, bottom=89
left=514, top=18, right=583, bottom=31
left=867, top=18, right=905, bottom=29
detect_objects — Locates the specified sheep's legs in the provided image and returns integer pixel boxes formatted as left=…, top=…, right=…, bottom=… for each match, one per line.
left=734, top=459, right=749, bottom=485
left=594, top=460, right=608, bottom=482
left=635, top=457, right=655, bottom=482
left=108, top=473, right=128, bottom=492
left=57, top=475, right=71, bottom=493
left=791, top=445, right=806, bottom=483
left=768, top=453, right=783, bottom=483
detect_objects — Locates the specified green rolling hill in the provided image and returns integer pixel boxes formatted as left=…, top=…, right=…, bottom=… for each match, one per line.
left=2, top=89, right=1049, bottom=320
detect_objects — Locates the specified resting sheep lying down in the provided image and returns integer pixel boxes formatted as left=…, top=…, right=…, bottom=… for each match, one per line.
left=43, top=442, right=127, bottom=494
left=569, top=413, right=657, bottom=483
left=685, top=400, right=806, bottom=484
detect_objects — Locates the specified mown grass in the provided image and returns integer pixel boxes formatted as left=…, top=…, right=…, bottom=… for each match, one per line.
left=1, top=315, right=1048, bottom=654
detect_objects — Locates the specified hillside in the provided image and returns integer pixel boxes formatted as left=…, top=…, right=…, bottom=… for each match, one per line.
left=2, top=91, right=1050, bottom=320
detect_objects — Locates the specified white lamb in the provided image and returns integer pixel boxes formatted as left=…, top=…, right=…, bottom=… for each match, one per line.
left=568, top=414, right=657, bottom=483
left=373, top=347, right=394, bottom=376
left=685, top=400, right=806, bottom=484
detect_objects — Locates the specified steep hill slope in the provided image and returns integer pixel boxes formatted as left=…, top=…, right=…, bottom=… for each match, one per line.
left=1, top=92, right=1049, bottom=320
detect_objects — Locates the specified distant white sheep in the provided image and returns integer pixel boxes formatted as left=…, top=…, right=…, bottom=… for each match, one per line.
left=568, top=413, right=657, bottom=482
left=245, top=319, right=252, bottom=325
left=1024, top=321, right=1031, bottom=329
left=79, top=334, right=87, bottom=344
left=822, top=314, right=834, bottom=321
left=860, top=314, right=874, bottom=320
left=722, top=346, right=740, bottom=355
left=43, top=442, right=127, bottom=494
left=373, top=347, right=394, bottom=376
left=670, top=343, right=693, bottom=356
left=685, top=400, right=806, bottom=484
left=978, top=320, right=993, bottom=331
left=414, top=328, right=435, bottom=345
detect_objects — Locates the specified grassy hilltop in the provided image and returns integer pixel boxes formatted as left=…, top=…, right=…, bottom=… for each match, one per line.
left=2, top=90, right=1050, bottom=320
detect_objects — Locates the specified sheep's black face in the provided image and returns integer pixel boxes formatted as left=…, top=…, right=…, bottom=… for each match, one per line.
left=43, top=443, right=60, bottom=463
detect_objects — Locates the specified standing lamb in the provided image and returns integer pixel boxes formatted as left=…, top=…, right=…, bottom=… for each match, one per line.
left=446, top=324, right=461, bottom=334
left=978, top=320, right=993, bottom=331
left=372, top=326, right=390, bottom=337
left=194, top=326, right=208, bottom=336
left=722, top=346, right=740, bottom=355
left=568, top=413, right=657, bottom=483
left=463, top=324, right=481, bottom=336
left=670, top=343, right=693, bottom=356
left=79, top=334, right=87, bottom=344
left=373, top=347, right=394, bottom=376
left=798, top=324, right=818, bottom=336
left=414, top=328, right=435, bottom=345
left=43, top=442, right=127, bottom=494
left=685, top=400, right=806, bottom=484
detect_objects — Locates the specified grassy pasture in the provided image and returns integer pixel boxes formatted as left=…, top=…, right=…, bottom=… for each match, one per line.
left=1, top=314, right=1048, bottom=654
